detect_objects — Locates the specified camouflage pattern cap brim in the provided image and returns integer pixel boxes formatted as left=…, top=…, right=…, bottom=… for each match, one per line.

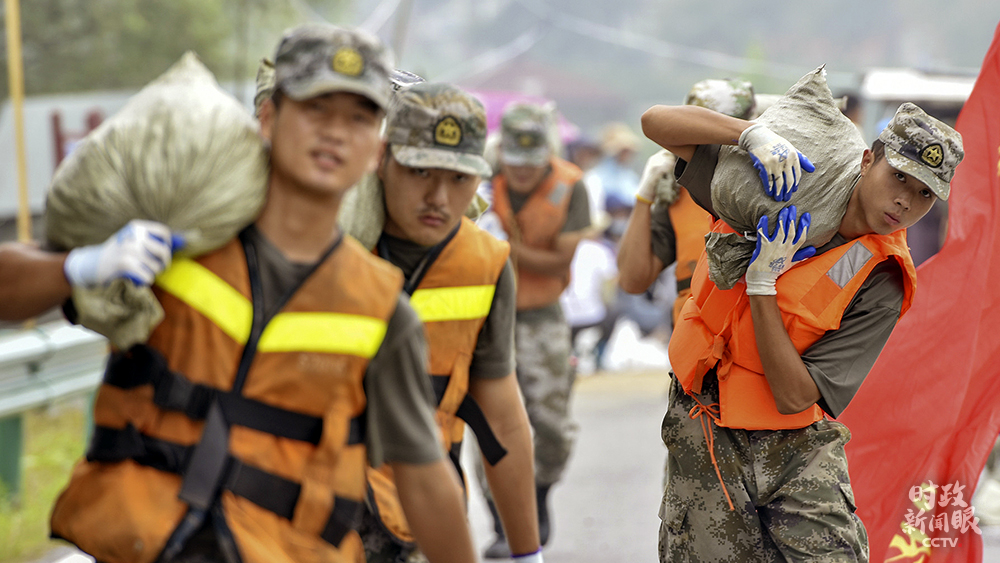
left=500, top=144, right=551, bottom=167
left=500, top=102, right=553, bottom=166
left=385, top=82, right=491, bottom=175
left=392, top=145, right=492, bottom=177
left=882, top=146, right=950, bottom=200
left=877, top=102, right=964, bottom=201
left=274, top=24, right=393, bottom=110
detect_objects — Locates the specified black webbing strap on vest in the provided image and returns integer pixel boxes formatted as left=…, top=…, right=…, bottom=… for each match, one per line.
left=178, top=402, right=230, bottom=511
left=104, top=346, right=326, bottom=445
left=430, top=375, right=507, bottom=465
left=87, top=423, right=364, bottom=547
left=676, top=276, right=692, bottom=293
left=378, top=222, right=462, bottom=297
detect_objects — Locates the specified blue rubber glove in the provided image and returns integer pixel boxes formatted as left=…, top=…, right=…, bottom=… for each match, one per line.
left=738, top=123, right=816, bottom=202
left=745, top=206, right=816, bottom=296
left=64, top=220, right=183, bottom=288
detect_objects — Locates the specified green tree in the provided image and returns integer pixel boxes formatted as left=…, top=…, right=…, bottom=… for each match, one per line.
left=0, top=0, right=351, bottom=97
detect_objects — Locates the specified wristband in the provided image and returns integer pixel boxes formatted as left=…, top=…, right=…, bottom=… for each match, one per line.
left=635, top=194, right=653, bottom=205
left=512, top=548, right=543, bottom=563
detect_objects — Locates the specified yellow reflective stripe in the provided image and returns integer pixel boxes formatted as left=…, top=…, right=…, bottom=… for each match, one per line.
left=410, top=285, right=496, bottom=323
left=156, top=258, right=253, bottom=343
left=259, top=312, right=387, bottom=358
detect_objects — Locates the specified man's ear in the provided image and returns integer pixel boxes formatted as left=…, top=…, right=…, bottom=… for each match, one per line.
left=258, top=99, right=276, bottom=145
left=859, top=149, right=874, bottom=176
left=372, top=141, right=389, bottom=177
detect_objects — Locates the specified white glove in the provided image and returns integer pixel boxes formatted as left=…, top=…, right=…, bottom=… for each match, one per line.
left=745, top=206, right=816, bottom=296
left=64, top=220, right=181, bottom=288
left=512, top=548, right=544, bottom=563
left=636, top=149, right=678, bottom=205
left=738, top=123, right=816, bottom=202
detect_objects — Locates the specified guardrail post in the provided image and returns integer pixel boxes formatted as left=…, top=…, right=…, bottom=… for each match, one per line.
left=0, top=414, right=23, bottom=505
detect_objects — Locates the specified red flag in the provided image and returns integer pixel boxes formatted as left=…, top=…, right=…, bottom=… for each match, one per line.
left=840, top=20, right=1000, bottom=563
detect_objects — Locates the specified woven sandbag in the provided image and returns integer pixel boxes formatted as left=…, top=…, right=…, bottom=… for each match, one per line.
left=45, top=52, right=268, bottom=348
left=706, top=66, right=866, bottom=289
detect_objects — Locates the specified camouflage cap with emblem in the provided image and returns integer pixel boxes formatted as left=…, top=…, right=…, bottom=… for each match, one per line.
left=272, top=23, right=393, bottom=110
left=877, top=102, right=964, bottom=200
left=685, top=78, right=756, bottom=120
left=500, top=102, right=553, bottom=167
left=385, top=82, right=492, bottom=177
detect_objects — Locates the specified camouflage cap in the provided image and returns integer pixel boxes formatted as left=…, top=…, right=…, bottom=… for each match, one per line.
left=273, top=23, right=393, bottom=110
left=685, top=78, right=756, bottom=119
left=500, top=103, right=552, bottom=167
left=254, top=57, right=276, bottom=117
left=386, top=82, right=492, bottom=177
left=877, top=102, right=964, bottom=200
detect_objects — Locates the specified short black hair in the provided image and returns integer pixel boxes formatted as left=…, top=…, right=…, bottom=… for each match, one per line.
left=871, top=139, right=885, bottom=162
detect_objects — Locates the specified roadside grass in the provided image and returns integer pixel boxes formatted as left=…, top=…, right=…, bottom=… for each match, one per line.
left=0, top=400, right=88, bottom=563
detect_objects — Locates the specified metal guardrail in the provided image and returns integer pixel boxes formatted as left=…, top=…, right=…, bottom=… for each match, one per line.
left=0, top=321, right=108, bottom=502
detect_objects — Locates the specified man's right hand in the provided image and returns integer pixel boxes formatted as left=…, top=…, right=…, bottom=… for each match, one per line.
left=64, top=220, right=183, bottom=288
left=636, top=149, right=677, bottom=205
left=738, top=123, right=815, bottom=202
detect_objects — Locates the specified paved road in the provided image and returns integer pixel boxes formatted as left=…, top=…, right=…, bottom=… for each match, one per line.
left=42, top=369, right=1000, bottom=562
left=463, top=369, right=669, bottom=563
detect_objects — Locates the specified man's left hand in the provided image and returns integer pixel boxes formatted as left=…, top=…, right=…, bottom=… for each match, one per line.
left=745, top=205, right=816, bottom=296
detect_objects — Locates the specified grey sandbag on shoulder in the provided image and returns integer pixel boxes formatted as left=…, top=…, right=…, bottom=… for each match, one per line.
left=44, top=52, right=269, bottom=349
left=707, top=66, right=866, bottom=289
left=338, top=173, right=490, bottom=250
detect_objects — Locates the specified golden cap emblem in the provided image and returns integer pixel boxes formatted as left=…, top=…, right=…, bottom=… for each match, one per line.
left=435, top=116, right=462, bottom=147
left=920, top=144, right=944, bottom=167
left=518, top=133, right=535, bottom=148
left=331, top=47, right=364, bottom=77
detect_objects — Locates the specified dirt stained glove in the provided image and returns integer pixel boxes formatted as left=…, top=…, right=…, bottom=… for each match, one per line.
left=64, top=219, right=184, bottom=288
left=738, top=123, right=816, bottom=202
left=745, top=205, right=816, bottom=296
left=636, top=149, right=678, bottom=205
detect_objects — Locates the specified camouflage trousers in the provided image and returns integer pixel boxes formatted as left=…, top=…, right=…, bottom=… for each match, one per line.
left=659, top=375, right=869, bottom=563
left=515, top=312, right=577, bottom=487
left=357, top=506, right=429, bottom=563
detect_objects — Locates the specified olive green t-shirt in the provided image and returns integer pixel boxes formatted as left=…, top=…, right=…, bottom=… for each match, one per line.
left=245, top=226, right=442, bottom=467
left=377, top=231, right=516, bottom=380
left=667, top=145, right=906, bottom=419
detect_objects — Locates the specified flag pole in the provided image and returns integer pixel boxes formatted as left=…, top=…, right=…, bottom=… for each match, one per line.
left=6, top=0, right=31, bottom=242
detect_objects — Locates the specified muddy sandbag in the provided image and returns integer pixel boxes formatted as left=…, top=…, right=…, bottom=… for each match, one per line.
left=707, top=66, right=866, bottom=289
left=45, top=52, right=269, bottom=348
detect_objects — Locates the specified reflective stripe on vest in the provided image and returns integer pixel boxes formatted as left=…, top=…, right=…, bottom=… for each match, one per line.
left=158, top=258, right=387, bottom=358
left=410, top=285, right=496, bottom=323
left=827, top=241, right=875, bottom=288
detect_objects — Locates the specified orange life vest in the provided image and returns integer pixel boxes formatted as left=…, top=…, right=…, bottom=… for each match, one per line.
left=491, top=157, right=584, bottom=311
left=366, top=217, right=510, bottom=545
left=667, top=187, right=715, bottom=325
left=669, top=220, right=916, bottom=430
left=51, top=234, right=403, bottom=563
